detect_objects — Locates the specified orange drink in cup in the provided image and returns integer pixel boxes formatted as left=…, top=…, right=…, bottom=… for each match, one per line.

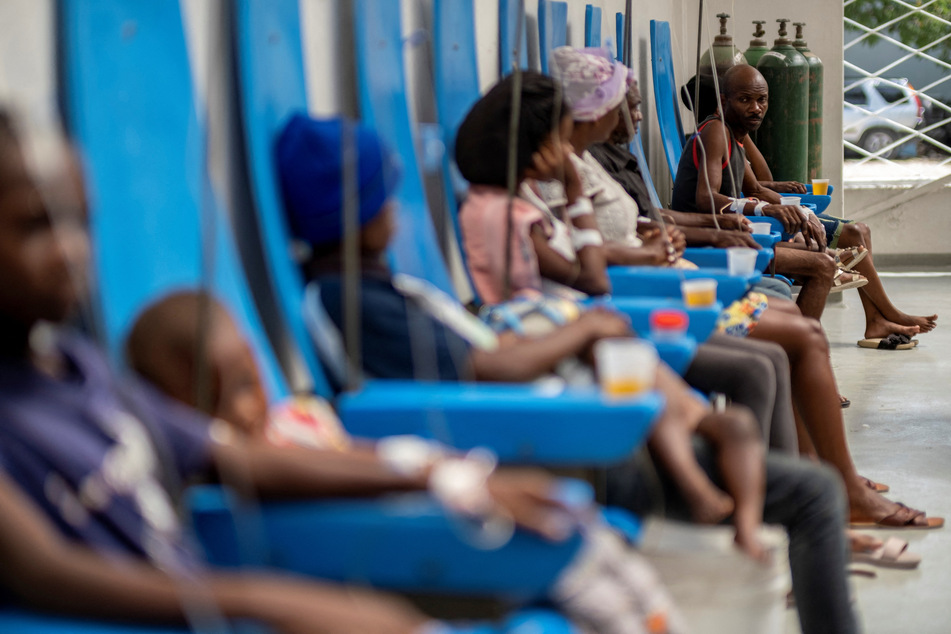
left=812, top=178, right=830, bottom=195
left=594, top=339, right=658, bottom=399
left=681, top=279, right=717, bottom=308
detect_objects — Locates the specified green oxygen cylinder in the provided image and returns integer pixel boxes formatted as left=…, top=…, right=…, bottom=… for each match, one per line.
left=699, top=13, right=747, bottom=79
left=793, top=22, right=823, bottom=181
left=743, top=21, right=769, bottom=68
left=756, top=19, right=810, bottom=183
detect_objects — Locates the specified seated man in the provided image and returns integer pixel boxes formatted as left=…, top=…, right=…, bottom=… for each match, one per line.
left=669, top=64, right=864, bottom=322
left=680, top=71, right=938, bottom=345
left=276, top=107, right=860, bottom=633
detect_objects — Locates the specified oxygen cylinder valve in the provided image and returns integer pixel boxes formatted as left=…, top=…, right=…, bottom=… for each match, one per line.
left=793, top=22, right=806, bottom=40
left=717, top=13, right=730, bottom=35
left=752, top=21, right=766, bottom=38
left=776, top=19, right=789, bottom=38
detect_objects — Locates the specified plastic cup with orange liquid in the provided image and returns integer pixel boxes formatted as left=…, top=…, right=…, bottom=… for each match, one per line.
left=594, top=338, right=658, bottom=399
left=811, top=178, right=830, bottom=195
left=680, top=278, right=718, bottom=308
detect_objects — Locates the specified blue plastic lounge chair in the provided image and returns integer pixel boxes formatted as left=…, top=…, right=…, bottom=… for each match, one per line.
left=236, top=0, right=664, bottom=465
left=584, top=5, right=602, bottom=47
left=538, top=0, right=568, bottom=74
left=58, top=0, right=287, bottom=400
left=499, top=0, right=529, bottom=75
left=649, top=20, right=687, bottom=183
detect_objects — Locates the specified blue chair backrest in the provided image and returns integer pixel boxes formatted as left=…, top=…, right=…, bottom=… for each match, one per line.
left=433, top=0, right=483, bottom=297
left=538, top=0, right=568, bottom=73
left=59, top=0, right=287, bottom=399
left=354, top=0, right=456, bottom=297
left=631, top=130, right=664, bottom=209
left=616, top=12, right=625, bottom=62
left=499, top=0, right=529, bottom=74
left=232, top=0, right=334, bottom=397
left=584, top=5, right=602, bottom=47
left=650, top=20, right=687, bottom=181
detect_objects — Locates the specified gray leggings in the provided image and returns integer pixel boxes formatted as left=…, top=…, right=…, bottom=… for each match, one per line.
left=684, top=333, right=798, bottom=454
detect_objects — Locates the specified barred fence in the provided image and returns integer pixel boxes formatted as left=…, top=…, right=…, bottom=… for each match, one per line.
left=843, top=0, right=951, bottom=181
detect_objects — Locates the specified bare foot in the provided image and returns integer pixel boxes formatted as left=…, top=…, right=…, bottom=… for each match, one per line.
left=684, top=483, right=734, bottom=525
left=890, top=312, right=938, bottom=334
left=864, top=316, right=920, bottom=340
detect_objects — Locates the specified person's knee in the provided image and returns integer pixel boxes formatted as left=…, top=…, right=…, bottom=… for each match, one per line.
left=851, top=221, right=871, bottom=244
left=801, top=317, right=829, bottom=352
left=717, top=405, right=762, bottom=444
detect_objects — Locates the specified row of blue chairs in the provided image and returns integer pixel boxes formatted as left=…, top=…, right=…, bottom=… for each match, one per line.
left=6, top=2, right=778, bottom=632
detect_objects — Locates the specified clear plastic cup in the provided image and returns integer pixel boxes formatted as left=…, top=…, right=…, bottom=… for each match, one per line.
left=779, top=196, right=801, bottom=206
left=681, top=278, right=718, bottom=308
left=594, top=338, right=658, bottom=399
left=727, top=247, right=758, bottom=276
left=749, top=222, right=772, bottom=235
left=811, top=178, right=830, bottom=195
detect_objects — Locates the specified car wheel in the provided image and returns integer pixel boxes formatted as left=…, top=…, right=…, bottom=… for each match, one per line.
left=859, top=128, right=899, bottom=159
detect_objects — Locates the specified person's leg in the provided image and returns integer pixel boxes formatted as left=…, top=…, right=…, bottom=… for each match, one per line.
left=749, top=310, right=935, bottom=523
left=692, top=334, right=798, bottom=454
left=648, top=366, right=734, bottom=523
left=695, top=406, right=767, bottom=561
left=774, top=248, right=836, bottom=320
left=683, top=336, right=777, bottom=441
left=605, top=442, right=859, bottom=634
left=836, top=222, right=938, bottom=336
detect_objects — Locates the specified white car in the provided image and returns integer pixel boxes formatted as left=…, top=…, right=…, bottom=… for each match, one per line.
left=844, top=78, right=924, bottom=159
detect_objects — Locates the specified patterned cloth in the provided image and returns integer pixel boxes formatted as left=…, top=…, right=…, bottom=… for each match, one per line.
left=716, top=292, right=769, bottom=338
left=550, top=47, right=631, bottom=122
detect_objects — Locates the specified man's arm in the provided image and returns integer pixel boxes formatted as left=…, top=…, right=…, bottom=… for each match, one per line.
left=0, top=471, right=427, bottom=633
left=678, top=225, right=761, bottom=249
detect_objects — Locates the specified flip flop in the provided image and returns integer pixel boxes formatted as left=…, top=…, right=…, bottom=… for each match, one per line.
left=851, top=537, right=921, bottom=570
left=857, top=334, right=916, bottom=350
left=830, top=269, right=868, bottom=293
left=832, top=246, right=868, bottom=272
left=840, top=395, right=851, bottom=409
left=859, top=475, right=889, bottom=493
left=850, top=503, right=945, bottom=530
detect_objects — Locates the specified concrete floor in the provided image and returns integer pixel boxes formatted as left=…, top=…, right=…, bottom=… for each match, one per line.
left=793, top=269, right=951, bottom=633
left=820, top=269, right=951, bottom=634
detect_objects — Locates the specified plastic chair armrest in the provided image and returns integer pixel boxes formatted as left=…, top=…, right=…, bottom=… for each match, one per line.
left=339, top=381, right=664, bottom=466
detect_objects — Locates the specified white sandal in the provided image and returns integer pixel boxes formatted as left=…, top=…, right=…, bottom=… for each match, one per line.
left=830, top=269, right=868, bottom=293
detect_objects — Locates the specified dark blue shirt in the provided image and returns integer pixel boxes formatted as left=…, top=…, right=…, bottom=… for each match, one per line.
left=316, top=271, right=472, bottom=381
left=0, top=333, right=211, bottom=568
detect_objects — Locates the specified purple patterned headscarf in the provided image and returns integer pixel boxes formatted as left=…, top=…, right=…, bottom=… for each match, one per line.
left=550, top=46, right=631, bottom=122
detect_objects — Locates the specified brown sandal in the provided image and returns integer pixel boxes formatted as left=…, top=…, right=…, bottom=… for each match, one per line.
left=851, top=503, right=945, bottom=530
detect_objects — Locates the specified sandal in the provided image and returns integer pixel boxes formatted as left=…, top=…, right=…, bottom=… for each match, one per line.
left=857, top=333, right=917, bottom=350
left=851, top=537, right=921, bottom=569
left=830, top=269, right=868, bottom=293
left=832, top=246, right=868, bottom=272
left=850, top=503, right=945, bottom=530
left=840, top=394, right=851, bottom=409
